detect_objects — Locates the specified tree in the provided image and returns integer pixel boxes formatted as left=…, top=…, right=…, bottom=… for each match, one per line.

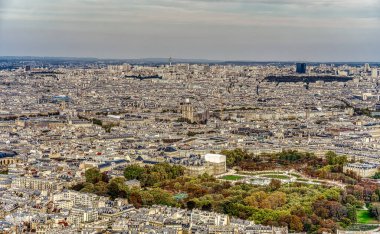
left=278, top=150, right=303, bottom=162
left=174, top=182, right=182, bottom=191
left=149, top=188, right=177, bottom=206
left=323, top=188, right=340, bottom=201
left=92, top=118, right=102, bottom=126
left=138, top=163, right=185, bottom=187
left=345, top=194, right=361, bottom=207
left=202, top=203, right=212, bottom=211
left=325, top=151, right=338, bottom=165
left=319, top=219, right=337, bottom=233
left=289, top=215, right=303, bottom=232
left=129, top=190, right=143, bottom=208
left=107, top=177, right=129, bottom=199
left=266, top=192, right=287, bottom=209
left=187, top=200, right=196, bottom=210
left=325, top=151, right=347, bottom=166
left=351, top=185, right=364, bottom=200
left=80, top=182, right=95, bottom=193
left=244, top=191, right=268, bottom=208
left=140, top=191, right=155, bottom=206
left=169, top=165, right=185, bottom=178
left=220, top=148, right=251, bottom=167
left=373, top=172, right=380, bottom=179
left=340, top=217, right=352, bottom=228
left=142, top=171, right=162, bottom=187
left=370, top=202, right=380, bottom=221
left=371, top=193, right=379, bottom=202
left=268, top=179, right=281, bottom=191
left=124, top=164, right=145, bottom=180
left=346, top=204, right=357, bottom=223
left=94, top=181, right=108, bottom=196
left=313, top=199, right=330, bottom=219
left=71, top=183, right=85, bottom=191
left=85, top=167, right=102, bottom=184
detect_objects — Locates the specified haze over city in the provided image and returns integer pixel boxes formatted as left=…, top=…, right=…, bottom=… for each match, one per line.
left=1, top=0, right=380, bottom=61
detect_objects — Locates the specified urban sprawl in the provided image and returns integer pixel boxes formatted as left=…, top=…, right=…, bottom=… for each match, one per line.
left=1, top=59, right=380, bottom=234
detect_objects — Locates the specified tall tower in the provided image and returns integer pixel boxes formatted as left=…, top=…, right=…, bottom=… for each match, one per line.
left=296, top=63, right=307, bottom=74
left=180, top=98, right=194, bottom=123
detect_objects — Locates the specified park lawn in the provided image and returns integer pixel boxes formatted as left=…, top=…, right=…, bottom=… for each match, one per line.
left=260, top=174, right=290, bottom=180
left=289, top=173, right=301, bottom=178
left=222, top=175, right=244, bottom=181
left=357, top=210, right=378, bottom=224
left=346, top=224, right=378, bottom=231
left=296, top=178, right=309, bottom=182
left=254, top=171, right=284, bottom=175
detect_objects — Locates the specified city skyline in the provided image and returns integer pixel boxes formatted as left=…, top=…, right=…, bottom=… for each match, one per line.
left=3, top=1, right=380, bottom=233
left=1, top=0, right=380, bottom=61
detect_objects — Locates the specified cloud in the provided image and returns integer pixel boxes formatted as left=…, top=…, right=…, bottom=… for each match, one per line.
left=0, top=0, right=379, bottom=60
left=1, top=0, right=379, bottom=28
left=165, top=0, right=378, bottom=7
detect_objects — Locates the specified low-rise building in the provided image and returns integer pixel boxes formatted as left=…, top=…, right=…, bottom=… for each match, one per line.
left=11, top=177, right=63, bottom=193
left=343, top=162, right=379, bottom=177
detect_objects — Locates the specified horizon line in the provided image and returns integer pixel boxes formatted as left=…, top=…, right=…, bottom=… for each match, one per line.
left=1, top=55, right=380, bottom=64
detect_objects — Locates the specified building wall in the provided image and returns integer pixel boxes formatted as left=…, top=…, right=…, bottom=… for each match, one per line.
left=211, top=162, right=227, bottom=175
left=181, top=104, right=194, bottom=122
left=11, top=177, right=62, bottom=192
left=343, top=166, right=378, bottom=178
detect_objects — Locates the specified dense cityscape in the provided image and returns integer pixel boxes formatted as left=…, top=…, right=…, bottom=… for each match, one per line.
left=0, top=57, right=380, bottom=233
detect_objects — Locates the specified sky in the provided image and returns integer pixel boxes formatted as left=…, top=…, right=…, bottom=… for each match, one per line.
left=0, top=0, right=380, bottom=61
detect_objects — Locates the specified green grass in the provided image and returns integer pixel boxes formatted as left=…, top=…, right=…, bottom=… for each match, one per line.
left=221, top=175, right=244, bottom=181
left=240, top=171, right=285, bottom=175
left=255, top=171, right=284, bottom=175
left=289, top=173, right=301, bottom=178
left=296, top=178, right=309, bottom=182
left=357, top=210, right=377, bottom=224
left=238, top=171, right=301, bottom=177
left=346, top=224, right=378, bottom=231
left=260, top=174, right=291, bottom=180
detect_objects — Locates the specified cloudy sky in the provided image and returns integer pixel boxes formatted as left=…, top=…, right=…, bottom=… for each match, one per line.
left=0, top=0, right=379, bottom=61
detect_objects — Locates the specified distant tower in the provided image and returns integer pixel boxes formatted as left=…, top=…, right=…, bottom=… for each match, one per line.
left=364, top=63, right=371, bottom=73
left=24, top=65, right=31, bottom=72
left=296, top=63, right=307, bottom=74
left=169, top=57, right=172, bottom=66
